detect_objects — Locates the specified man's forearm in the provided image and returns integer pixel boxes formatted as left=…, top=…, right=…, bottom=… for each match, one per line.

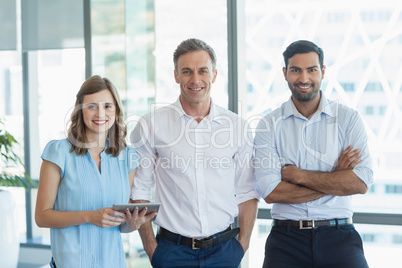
left=138, top=221, right=157, bottom=257
left=129, top=199, right=157, bottom=258
left=265, top=181, right=326, bottom=204
left=282, top=166, right=367, bottom=196
left=302, top=169, right=367, bottom=195
left=237, top=198, right=258, bottom=252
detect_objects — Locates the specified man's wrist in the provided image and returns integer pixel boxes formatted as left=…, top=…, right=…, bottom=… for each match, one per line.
left=144, top=239, right=157, bottom=255
left=238, top=238, right=249, bottom=253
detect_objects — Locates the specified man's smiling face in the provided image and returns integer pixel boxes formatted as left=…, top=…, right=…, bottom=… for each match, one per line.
left=283, top=52, right=326, bottom=103
left=174, top=50, right=217, bottom=106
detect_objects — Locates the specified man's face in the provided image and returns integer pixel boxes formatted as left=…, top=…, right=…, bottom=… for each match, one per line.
left=174, top=50, right=217, bottom=106
left=283, top=52, right=325, bottom=103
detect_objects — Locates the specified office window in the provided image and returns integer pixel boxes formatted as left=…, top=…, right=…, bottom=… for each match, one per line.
left=248, top=219, right=272, bottom=267
left=18, top=0, right=87, bottom=244
left=365, top=82, right=382, bottom=92
left=0, top=51, right=25, bottom=239
left=393, top=234, right=402, bottom=244
left=21, top=0, right=84, bottom=50
left=365, top=106, right=375, bottom=115
left=37, top=49, right=86, bottom=154
left=341, top=82, right=355, bottom=92
left=385, top=184, right=402, bottom=194
left=153, top=0, right=228, bottom=108
left=0, top=0, right=17, bottom=50
left=367, top=184, right=376, bottom=194
left=356, top=224, right=402, bottom=267
left=378, top=105, right=387, bottom=116
left=327, top=12, right=347, bottom=23
left=361, top=233, right=377, bottom=243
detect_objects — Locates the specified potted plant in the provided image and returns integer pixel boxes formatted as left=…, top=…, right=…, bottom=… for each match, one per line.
left=0, top=117, right=37, bottom=268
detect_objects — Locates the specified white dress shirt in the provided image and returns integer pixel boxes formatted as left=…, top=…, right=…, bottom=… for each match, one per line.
left=130, top=98, right=259, bottom=237
left=254, top=92, right=373, bottom=220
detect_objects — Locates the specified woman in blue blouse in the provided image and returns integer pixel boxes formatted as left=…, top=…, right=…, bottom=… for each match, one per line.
left=35, top=75, right=156, bottom=268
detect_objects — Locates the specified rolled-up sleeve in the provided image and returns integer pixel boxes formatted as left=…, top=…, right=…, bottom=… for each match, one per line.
left=343, top=110, right=374, bottom=188
left=234, top=121, right=260, bottom=204
left=254, top=116, right=283, bottom=199
left=130, top=115, right=156, bottom=201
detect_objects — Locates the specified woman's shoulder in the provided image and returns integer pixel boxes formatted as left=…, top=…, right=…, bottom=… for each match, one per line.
left=41, top=139, right=73, bottom=172
left=43, top=139, right=71, bottom=152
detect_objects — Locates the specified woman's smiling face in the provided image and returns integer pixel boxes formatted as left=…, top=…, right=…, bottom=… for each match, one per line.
left=82, top=89, right=116, bottom=139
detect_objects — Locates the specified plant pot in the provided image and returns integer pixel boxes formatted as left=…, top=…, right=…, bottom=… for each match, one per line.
left=0, top=190, right=20, bottom=268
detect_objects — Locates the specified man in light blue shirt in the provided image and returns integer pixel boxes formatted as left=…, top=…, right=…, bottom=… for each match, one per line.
left=254, top=40, right=373, bottom=268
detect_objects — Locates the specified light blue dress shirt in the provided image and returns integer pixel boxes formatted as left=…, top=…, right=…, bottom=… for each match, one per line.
left=41, top=139, right=139, bottom=268
left=254, top=93, right=373, bottom=220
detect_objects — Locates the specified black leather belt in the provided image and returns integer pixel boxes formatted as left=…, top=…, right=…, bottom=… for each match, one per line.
left=158, top=226, right=240, bottom=249
left=272, top=218, right=353, bottom=229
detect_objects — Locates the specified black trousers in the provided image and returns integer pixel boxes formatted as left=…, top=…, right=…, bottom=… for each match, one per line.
left=263, top=224, right=369, bottom=268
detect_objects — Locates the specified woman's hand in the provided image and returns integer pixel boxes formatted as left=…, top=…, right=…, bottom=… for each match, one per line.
left=89, top=208, right=125, bottom=228
left=123, top=206, right=158, bottom=231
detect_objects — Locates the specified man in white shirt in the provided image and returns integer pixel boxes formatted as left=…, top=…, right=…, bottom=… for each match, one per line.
left=254, top=40, right=373, bottom=267
left=130, top=38, right=259, bottom=267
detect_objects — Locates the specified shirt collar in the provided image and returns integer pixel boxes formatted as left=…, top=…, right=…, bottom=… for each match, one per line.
left=172, top=97, right=224, bottom=124
left=319, top=93, right=338, bottom=118
left=283, top=91, right=337, bottom=119
left=171, top=97, right=187, bottom=122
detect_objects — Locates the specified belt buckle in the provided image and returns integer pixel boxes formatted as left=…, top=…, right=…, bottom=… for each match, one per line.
left=191, top=237, right=207, bottom=250
left=299, top=219, right=315, bottom=229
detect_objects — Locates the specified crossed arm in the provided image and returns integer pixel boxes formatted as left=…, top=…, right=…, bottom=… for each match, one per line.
left=264, top=146, right=367, bottom=204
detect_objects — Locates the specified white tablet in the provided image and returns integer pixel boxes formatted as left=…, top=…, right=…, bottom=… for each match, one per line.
left=112, top=203, right=160, bottom=221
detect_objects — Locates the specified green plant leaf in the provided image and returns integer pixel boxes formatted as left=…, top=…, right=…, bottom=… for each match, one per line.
left=0, top=118, right=35, bottom=190
left=15, top=175, right=29, bottom=189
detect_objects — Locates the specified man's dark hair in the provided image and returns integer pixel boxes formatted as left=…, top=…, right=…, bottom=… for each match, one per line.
left=283, top=40, right=324, bottom=69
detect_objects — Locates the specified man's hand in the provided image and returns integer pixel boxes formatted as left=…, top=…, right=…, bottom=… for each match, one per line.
left=335, top=145, right=361, bottom=171
left=237, top=199, right=258, bottom=254
left=281, top=164, right=301, bottom=184
left=281, top=145, right=361, bottom=185
left=123, top=207, right=157, bottom=231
